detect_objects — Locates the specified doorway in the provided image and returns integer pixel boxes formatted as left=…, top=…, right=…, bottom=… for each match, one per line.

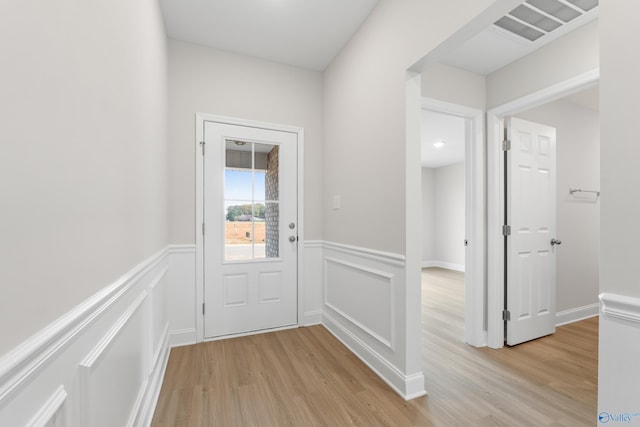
left=487, top=70, right=600, bottom=347
left=195, top=114, right=305, bottom=342
left=421, top=98, right=485, bottom=347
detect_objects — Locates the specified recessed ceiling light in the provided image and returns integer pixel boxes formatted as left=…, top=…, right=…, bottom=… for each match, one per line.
left=433, top=141, right=445, bottom=148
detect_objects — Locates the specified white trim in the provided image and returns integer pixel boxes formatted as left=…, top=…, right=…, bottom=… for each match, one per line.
left=167, top=244, right=197, bottom=254
left=79, top=292, right=148, bottom=369
left=421, top=97, right=485, bottom=348
left=0, top=247, right=168, bottom=403
left=324, top=256, right=396, bottom=351
left=486, top=68, right=600, bottom=349
left=203, top=324, right=298, bottom=342
left=600, top=293, right=640, bottom=324
left=555, top=303, right=599, bottom=327
left=322, top=241, right=405, bottom=267
left=195, top=113, right=305, bottom=343
left=79, top=291, right=148, bottom=427
left=169, top=329, right=197, bottom=348
left=25, top=385, right=67, bottom=427
left=303, top=240, right=324, bottom=249
left=323, top=312, right=427, bottom=401
left=138, top=325, right=170, bottom=427
left=302, top=310, right=323, bottom=326
left=421, top=261, right=465, bottom=272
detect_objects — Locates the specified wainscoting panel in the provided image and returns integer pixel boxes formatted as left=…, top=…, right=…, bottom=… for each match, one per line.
left=79, top=292, right=148, bottom=427
left=302, top=241, right=324, bottom=326
left=0, top=248, right=171, bottom=427
left=25, top=386, right=67, bottom=427
left=598, top=293, right=640, bottom=424
left=324, top=257, right=395, bottom=350
left=320, top=241, right=422, bottom=399
left=167, top=245, right=197, bottom=347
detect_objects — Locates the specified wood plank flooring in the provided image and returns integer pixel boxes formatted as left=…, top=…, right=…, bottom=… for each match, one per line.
left=151, top=267, right=597, bottom=426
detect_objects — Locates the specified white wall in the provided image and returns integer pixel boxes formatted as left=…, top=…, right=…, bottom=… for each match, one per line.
left=422, top=64, right=486, bottom=110
left=486, top=19, right=599, bottom=109
left=435, top=163, right=466, bottom=269
left=167, top=40, right=324, bottom=244
left=0, top=0, right=169, bottom=357
left=516, top=98, right=600, bottom=316
left=422, top=164, right=465, bottom=270
left=421, top=168, right=436, bottom=262
left=321, top=0, right=496, bottom=398
left=598, top=1, right=640, bottom=420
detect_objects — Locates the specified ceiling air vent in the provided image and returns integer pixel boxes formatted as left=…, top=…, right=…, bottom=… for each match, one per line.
left=494, top=0, right=598, bottom=42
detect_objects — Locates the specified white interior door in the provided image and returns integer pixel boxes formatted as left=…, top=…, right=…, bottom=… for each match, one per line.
left=506, top=117, right=557, bottom=346
left=203, top=121, right=298, bottom=338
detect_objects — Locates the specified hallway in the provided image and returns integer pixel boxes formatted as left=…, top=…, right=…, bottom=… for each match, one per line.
left=150, top=268, right=597, bottom=426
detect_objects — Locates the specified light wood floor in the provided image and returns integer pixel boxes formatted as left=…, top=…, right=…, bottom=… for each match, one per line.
left=151, top=267, right=597, bottom=426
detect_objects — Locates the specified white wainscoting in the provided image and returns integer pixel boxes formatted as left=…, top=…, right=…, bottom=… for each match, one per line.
left=302, top=241, right=323, bottom=326
left=321, top=241, right=424, bottom=400
left=598, top=293, right=640, bottom=425
left=0, top=248, right=171, bottom=427
left=167, top=245, right=197, bottom=347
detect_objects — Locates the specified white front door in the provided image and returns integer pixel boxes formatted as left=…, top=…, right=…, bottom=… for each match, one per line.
left=506, top=117, right=558, bottom=346
left=203, top=120, right=298, bottom=338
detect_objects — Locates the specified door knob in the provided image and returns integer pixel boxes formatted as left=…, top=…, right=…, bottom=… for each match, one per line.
left=551, top=239, right=562, bottom=246
left=289, top=236, right=297, bottom=243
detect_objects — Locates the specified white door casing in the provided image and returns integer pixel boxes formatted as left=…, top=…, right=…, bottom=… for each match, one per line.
left=506, top=117, right=557, bottom=346
left=202, top=120, right=298, bottom=338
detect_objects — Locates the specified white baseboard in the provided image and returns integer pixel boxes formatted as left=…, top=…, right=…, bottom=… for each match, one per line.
left=169, top=328, right=197, bottom=348
left=302, top=310, right=323, bottom=326
left=555, top=303, right=599, bottom=327
left=323, top=312, right=426, bottom=400
left=421, top=260, right=465, bottom=272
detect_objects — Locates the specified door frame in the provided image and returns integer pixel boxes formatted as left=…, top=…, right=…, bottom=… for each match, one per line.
left=421, top=98, right=486, bottom=347
left=486, top=69, right=599, bottom=348
left=195, top=113, right=305, bottom=343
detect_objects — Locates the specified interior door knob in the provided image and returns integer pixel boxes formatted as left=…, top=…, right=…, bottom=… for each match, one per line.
left=551, top=238, right=562, bottom=246
left=289, top=236, right=296, bottom=243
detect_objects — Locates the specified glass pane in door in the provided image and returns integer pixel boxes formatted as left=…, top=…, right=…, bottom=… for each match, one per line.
left=224, top=140, right=279, bottom=262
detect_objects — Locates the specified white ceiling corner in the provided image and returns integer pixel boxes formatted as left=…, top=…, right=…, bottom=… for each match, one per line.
left=159, top=0, right=380, bottom=71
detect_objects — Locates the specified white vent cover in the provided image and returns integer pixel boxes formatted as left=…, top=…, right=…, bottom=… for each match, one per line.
left=494, top=0, right=598, bottom=42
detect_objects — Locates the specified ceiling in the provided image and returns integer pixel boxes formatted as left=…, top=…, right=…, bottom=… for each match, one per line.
left=159, top=1, right=599, bottom=169
left=442, top=0, right=599, bottom=75
left=421, top=111, right=466, bottom=169
left=159, top=0, right=380, bottom=71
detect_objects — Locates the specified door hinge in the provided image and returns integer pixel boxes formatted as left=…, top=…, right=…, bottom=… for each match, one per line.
left=200, top=141, right=205, bottom=155
left=502, top=139, right=511, bottom=151
left=502, top=309, right=511, bottom=322
left=464, top=239, right=469, bottom=247
left=202, top=303, right=205, bottom=315
left=502, top=225, right=511, bottom=236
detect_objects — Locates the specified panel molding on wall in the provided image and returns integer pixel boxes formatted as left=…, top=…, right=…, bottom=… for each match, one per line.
left=324, top=257, right=395, bottom=351
left=0, top=248, right=172, bottom=427
left=79, top=292, right=148, bottom=427
left=25, top=385, right=67, bottom=427
left=598, top=293, right=640, bottom=423
left=302, top=241, right=324, bottom=326
left=319, top=240, right=424, bottom=400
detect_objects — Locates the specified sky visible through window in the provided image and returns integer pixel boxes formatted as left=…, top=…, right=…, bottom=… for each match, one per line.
left=224, top=169, right=266, bottom=211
